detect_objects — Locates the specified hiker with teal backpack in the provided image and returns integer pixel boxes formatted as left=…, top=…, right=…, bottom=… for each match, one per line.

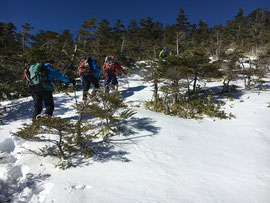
left=78, top=56, right=100, bottom=101
left=24, top=62, right=75, bottom=120
left=102, top=56, right=126, bottom=93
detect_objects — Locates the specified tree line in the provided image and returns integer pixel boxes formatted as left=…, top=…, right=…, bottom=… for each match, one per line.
left=0, top=8, right=270, bottom=100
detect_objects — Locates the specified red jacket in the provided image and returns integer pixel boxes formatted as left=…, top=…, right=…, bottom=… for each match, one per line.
left=102, top=61, right=126, bottom=76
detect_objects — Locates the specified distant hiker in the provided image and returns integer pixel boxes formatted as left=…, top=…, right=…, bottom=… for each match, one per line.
left=24, top=62, right=75, bottom=120
left=102, top=56, right=126, bottom=92
left=78, top=56, right=100, bottom=101
left=159, top=47, right=172, bottom=58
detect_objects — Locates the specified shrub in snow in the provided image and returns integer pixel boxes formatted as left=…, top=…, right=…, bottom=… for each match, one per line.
left=217, top=49, right=242, bottom=93
left=77, top=91, right=136, bottom=140
left=145, top=93, right=235, bottom=120
left=12, top=117, right=94, bottom=169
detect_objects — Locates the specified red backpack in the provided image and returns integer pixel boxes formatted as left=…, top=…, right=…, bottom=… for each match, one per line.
left=78, top=58, right=93, bottom=76
left=104, top=56, right=116, bottom=73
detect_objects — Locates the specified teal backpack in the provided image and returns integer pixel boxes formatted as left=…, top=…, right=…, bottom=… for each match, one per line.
left=24, top=63, right=48, bottom=92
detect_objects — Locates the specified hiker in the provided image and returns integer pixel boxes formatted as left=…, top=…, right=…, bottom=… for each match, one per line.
left=159, top=47, right=172, bottom=58
left=102, top=56, right=126, bottom=92
left=78, top=56, right=100, bottom=101
left=24, top=62, right=75, bottom=120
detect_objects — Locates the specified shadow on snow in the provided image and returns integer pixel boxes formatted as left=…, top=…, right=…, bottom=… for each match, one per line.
left=120, top=85, right=147, bottom=98
left=200, top=85, right=246, bottom=101
left=1, top=95, right=75, bottom=124
left=0, top=162, right=51, bottom=202
left=70, top=116, right=160, bottom=167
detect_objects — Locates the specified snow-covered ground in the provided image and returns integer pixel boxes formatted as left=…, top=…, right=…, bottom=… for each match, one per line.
left=0, top=73, right=270, bottom=203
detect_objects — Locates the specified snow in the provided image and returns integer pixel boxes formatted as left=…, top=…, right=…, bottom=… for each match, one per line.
left=1, top=72, right=270, bottom=203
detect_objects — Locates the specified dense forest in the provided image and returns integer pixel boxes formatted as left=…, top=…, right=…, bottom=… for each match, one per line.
left=0, top=8, right=270, bottom=101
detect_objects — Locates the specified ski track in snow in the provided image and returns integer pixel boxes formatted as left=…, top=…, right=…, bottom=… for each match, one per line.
left=0, top=73, right=270, bottom=202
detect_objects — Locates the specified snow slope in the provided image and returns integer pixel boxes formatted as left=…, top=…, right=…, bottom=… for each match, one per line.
left=0, top=74, right=270, bottom=203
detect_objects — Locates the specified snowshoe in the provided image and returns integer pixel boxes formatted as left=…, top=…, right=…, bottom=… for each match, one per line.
left=36, top=114, right=51, bottom=119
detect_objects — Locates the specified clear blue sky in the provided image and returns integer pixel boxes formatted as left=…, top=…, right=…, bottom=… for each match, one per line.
left=0, top=0, right=269, bottom=35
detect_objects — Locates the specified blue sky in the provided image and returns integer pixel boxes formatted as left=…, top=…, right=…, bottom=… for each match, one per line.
left=0, top=0, right=269, bottom=35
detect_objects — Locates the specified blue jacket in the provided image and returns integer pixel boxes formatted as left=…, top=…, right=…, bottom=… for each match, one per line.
left=44, top=63, right=71, bottom=92
left=89, top=57, right=100, bottom=79
left=79, top=57, right=100, bottom=82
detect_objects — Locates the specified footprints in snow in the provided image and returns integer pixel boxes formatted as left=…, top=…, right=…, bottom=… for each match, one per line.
left=0, top=138, right=52, bottom=202
left=64, top=182, right=93, bottom=194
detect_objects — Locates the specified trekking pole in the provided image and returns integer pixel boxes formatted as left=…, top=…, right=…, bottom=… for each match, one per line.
left=73, top=85, right=78, bottom=104
left=125, top=74, right=129, bottom=89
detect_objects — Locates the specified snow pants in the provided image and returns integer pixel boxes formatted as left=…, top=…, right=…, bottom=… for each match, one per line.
left=104, top=73, right=118, bottom=91
left=31, top=90, right=54, bottom=119
left=104, top=73, right=118, bottom=86
left=82, top=74, right=100, bottom=100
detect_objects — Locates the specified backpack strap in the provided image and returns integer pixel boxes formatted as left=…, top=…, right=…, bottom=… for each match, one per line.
left=26, top=63, right=48, bottom=85
left=23, top=68, right=30, bottom=81
left=24, top=66, right=37, bottom=84
left=105, top=61, right=116, bottom=73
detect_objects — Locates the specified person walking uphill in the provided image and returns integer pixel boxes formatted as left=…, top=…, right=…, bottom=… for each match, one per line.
left=24, top=62, right=75, bottom=120
left=102, top=56, right=126, bottom=92
left=159, top=47, right=172, bottom=58
left=78, top=56, right=100, bottom=101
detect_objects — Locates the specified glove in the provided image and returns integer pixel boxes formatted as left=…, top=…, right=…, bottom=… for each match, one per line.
left=70, top=79, right=76, bottom=86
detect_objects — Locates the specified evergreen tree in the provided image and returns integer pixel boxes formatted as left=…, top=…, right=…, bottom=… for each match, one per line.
left=112, top=19, right=126, bottom=53
left=0, top=22, right=19, bottom=58
left=56, top=29, right=75, bottom=76
left=94, top=19, right=113, bottom=59
left=181, top=49, right=218, bottom=92
left=12, top=116, right=94, bottom=169
left=210, top=25, right=225, bottom=58
left=138, top=17, right=163, bottom=59
left=233, top=8, right=250, bottom=47
left=248, top=8, right=263, bottom=56
left=158, top=55, right=190, bottom=105
left=0, top=7, right=270, bottom=102
left=19, top=23, right=34, bottom=66
left=0, top=22, right=26, bottom=100
left=29, top=30, right=59, bottom=64
left=139, top=60, right=162, bottom=105
left=163, top=25, right=176, bottom=53
left=194, top=19, right=210, bottom=48
left=176, top=8, right=190, bottom=33
left=77, top=18, right=98, bottom=55
left=175, top=8, right=190, bottom=55
left=78, top=91, right=136, bottom=140
left=218, top=49, right=243, bottom=92
left=126, top=19, right=140, bottom=58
